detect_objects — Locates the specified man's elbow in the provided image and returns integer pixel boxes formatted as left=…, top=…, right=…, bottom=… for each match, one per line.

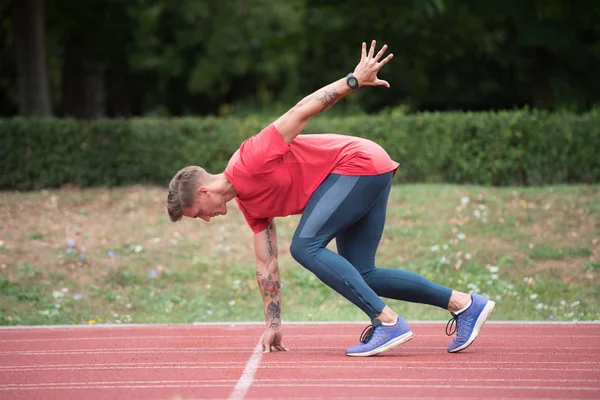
left=285, top=101, right=310, bottom=123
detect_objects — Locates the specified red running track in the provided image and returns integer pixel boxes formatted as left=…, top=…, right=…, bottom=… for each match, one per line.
left=0, top=322, right=599, bottom=400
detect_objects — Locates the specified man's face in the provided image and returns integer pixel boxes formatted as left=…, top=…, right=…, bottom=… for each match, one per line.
left=183, top=188, right=228, bottom=222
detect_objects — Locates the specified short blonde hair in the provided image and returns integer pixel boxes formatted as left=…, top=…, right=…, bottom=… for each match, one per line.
left=167, top=166, right=206, bottom=222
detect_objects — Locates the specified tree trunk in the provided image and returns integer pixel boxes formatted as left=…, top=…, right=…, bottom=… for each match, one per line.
left=12, top=0, right=52, bottom=116
left=108, top=71, right=132, bottom=117
left=60, top=43, right=106, bottom=119
left=82, top=62, right=106, bottom=118
left=528, top=47, right=553, bottom=109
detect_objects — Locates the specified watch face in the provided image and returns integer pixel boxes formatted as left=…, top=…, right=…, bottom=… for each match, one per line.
left=349, top=77, right=358, bottom=87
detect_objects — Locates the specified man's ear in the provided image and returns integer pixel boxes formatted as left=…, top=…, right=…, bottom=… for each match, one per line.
left=196, top=186, right=210, bottom=196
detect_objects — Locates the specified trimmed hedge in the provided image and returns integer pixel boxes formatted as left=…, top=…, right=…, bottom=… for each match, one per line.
left=1, top=109, right=599, bottom=190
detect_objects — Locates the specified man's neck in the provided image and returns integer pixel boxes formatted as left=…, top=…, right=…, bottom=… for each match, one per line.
left=214, top=173, right=238, bottom=201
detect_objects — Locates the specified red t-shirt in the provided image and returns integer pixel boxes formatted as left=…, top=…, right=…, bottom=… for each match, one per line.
left=223, top=124, right=399, bottom=234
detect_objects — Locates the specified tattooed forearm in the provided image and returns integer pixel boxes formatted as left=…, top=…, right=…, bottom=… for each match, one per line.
left=316, top=89, right=341, bottom=112
left=256, top=271, right=281, bottom=299
left=266, top=224, right=274, bottom=256
left=269, top=320, right=281, bottom=329
left=267, top=301, right=281, bottom=320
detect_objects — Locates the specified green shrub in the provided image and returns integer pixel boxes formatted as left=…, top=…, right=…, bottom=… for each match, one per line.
left=1, top=109, right=598, bottom=190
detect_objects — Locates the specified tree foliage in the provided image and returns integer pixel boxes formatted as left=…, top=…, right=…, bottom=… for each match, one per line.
left=1, top=0, right=599, bottom=117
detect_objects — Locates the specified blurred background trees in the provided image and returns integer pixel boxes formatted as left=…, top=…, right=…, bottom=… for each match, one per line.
left=2, top=0, right=599, bottom=118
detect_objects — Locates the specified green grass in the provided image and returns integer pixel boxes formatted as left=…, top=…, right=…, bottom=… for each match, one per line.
left=529, top=245, right=592, bottom=260
left=0, top=184, right=599, bottom=326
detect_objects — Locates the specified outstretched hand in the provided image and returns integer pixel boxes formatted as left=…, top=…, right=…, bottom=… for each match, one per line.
left=353, top=40, right=394, bottom=88
left=261, top=327, right=289, bottom=353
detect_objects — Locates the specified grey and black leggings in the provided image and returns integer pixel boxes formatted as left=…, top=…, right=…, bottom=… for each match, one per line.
left=290, top=172, right=452, bottom=319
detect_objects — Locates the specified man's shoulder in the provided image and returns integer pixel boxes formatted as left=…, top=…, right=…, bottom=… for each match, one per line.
left=225, top=148, right=241, bottom=171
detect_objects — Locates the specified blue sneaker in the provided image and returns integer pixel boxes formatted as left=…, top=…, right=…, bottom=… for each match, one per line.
left=446, top=293, right=495, bottom=353
left=346, top=317, right=414, bottom=357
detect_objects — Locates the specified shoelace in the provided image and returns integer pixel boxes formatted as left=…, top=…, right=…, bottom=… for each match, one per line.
left=445, top=313, right=458, bottom=336
left=446, top=312, right=473, bottom=337
left=360, top=325, right=375, bottom=343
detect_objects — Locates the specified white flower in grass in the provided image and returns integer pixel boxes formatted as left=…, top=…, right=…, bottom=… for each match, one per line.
left=467, top=283, right=479, bottom=292
left=491, top=274, right=499, bottom=280
left=478, top=204, right=487, bottom=210
left=560, top=300, right=566, bottom=306
left=228, top=300, right=236, bottom=306
left=457, top=233, right=466, bottom=240
left=206, top=310, right=213, bottom=315
left=473, top=210, right=481, bottom=219
left=460, top=196, right=470, bottom=205
left=134, top=245, right=143, bottom=253
left=52, top=291, right=63, bottom=299
left=465, top=253, right=472, bottom=260
left=489, top=266, right=499, bottom=273
left=431, top=245, right=440, bottom=252
left=571, top=301, right=580, bottom=307
left=443, top=244, right=448, bottom=250
left=530, top=293, right=538, bottom=300
left=535, top=303, right=544, bottom=310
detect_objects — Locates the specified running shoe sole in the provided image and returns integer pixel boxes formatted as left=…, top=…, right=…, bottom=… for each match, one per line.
left=447, top=300, right=495, bottom=353
left=346, top=331, right=415, bottom=357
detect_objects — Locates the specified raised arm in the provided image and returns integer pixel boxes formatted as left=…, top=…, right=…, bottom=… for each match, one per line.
left=273, top=40, right=394, bottom=144
left=254, top=221, right=288, bottom=353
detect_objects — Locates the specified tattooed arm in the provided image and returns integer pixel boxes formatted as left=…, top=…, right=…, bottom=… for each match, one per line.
left=254, top=221, right=288, bottom=352
left=273, top=40, right=393, bottom=145
left=272, top=78, right=350, bottom=145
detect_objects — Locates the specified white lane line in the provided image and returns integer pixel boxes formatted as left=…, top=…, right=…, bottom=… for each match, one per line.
left=2, top=346, right=599, bottom=356
left=240, top=394, right=589, bottom=400
left=1, top=360, right=598, bottom=370
left=0, top=383, right=599, bottom=391
left=228, top=340, right=263, bottom=400
left=0, top=320, right=599, bottom=330
left=1, top=377, right=600, bottom=387
left=3, top=334, right=600, bottom=342
left=1, top=345, right=600, bottom=352
left=1, top=364, right=598, bottom=372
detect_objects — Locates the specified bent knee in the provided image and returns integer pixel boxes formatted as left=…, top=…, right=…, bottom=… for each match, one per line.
left=290, top=238, right=320, bottom=267
left=289, top=239, right=307, bottom=264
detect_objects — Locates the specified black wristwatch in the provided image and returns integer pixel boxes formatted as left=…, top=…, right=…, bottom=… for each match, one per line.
left=346, top=73, right=359, bottom=89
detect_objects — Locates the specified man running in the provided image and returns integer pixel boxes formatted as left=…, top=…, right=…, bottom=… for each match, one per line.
left=167, top=40, right=495, bottom=356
